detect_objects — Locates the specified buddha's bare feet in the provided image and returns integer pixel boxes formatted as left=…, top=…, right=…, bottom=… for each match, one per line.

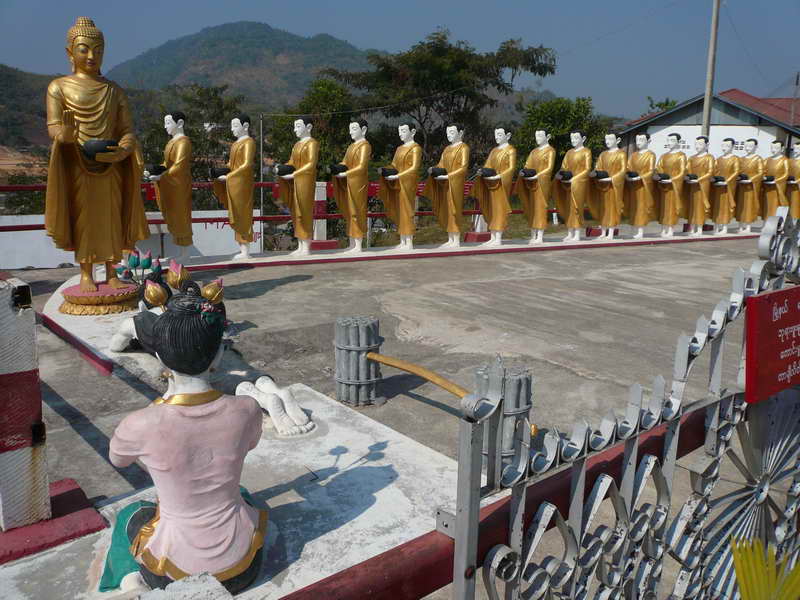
left=79, top=275, right=98, bottom=293
left=255, top=376, right=315, bottom=431
left=106, top=275, right=128, bottom=289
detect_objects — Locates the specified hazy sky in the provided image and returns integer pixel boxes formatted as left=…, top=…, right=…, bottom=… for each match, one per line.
left=1, top=0, right=797, bottom=119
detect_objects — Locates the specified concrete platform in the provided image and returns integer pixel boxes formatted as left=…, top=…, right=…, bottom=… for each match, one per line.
left=0, top=384, right=459, bottom=599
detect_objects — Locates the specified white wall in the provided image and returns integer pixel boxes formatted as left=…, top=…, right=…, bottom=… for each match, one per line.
left=647, top=124, right=781, bottom=160
left=0, top=210, right=263, bottom=269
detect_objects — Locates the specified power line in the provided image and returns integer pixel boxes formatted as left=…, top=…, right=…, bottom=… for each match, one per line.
left=722, top=2, right=771, bottom=88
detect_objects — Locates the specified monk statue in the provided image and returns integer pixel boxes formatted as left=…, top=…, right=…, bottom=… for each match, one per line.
left=762, top=139, right=790, bottom=220
left=213, top=115, right=255, bottom=260
left=653, top=132, right=687, bottom=238
left=379, top=123, right=422, bottom=251
left=473, top=127, right=516, bottom=247
left=45, top=17, right=148, bottom=294
left=790, top=141, right=800, bottom=219
left=276, top=116, right=319, bottom=257
left=554, top=130, right=592, bottom=242
left=685, top=136, right=715, bottom=237
left=515, top=129, right=555, bottom=245
left=589, top=132, right=626, bottom=240
left=625, top=133, right=657, bottom=240
left=146, top=112, right=193, bottom=261
left=108, top=282, right=266, bottom=594
left=424, top=124, right=469, bottom=248
left=333, top=120, right=372, bottom=254
left=736, top=138, right=764, bottom=234
left=711, top=138, right=740, bottom=236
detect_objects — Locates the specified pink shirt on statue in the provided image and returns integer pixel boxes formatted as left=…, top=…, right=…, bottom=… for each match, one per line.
left=109, top=394, right=263, bottom=575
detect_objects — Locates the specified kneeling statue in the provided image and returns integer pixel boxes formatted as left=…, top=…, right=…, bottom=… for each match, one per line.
left=107, top=284, right=266, bottom=594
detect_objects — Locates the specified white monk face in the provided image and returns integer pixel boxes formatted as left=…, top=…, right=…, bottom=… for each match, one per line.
left=231, top=118, right=248, bottom=138
left=635, top=134, right=649, bottom=150
left=721, top=140, right=734, bottom=154
left=398, top=124, right=416, bottom=143
left=534, top=130, right=549, bottom=146
left=164, top=115, right=180, bottom=136
left=744, top=140, right=757, bottom=154
left=570, top=132, right=585, bottom=148
left=293, top=119, right=311, bottom=139
left=794, top=142, right=800, bottom=158
left=604, top=134, right=619, bottom=150
left=494, top=128, right=511, bottom=145
left=771, top=141, right=784, bottom=155
left=446, top=126, right=463, bottom=144
left=667, top=135, right=680, bottom=151
left=695, top=138, right=708, bottom=153
left=349, top=122, right=366, bottom=141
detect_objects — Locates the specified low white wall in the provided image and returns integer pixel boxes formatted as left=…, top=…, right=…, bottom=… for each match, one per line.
left=647, top=124, right=781, bottom=160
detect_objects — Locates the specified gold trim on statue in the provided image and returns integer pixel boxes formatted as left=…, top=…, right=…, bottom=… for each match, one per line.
left=152, top=390, right=224, bottom=407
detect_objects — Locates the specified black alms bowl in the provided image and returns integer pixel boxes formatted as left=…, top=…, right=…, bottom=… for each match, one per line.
left=210, top=167, right=231, bottom=179
left=81, top=139, right=118, bottom=160
left=520, top=168, right=537, bottom=178
left=430, top=167, right=447, bottom=178
left=146, top=164, right=167, bottom=176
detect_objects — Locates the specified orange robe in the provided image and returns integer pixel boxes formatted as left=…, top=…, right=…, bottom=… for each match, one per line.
left=554, top=147, right=592, bottom=229
left=711, top=154, right=740, bottom=225
left=686, top=153, right=715, bottom=226
left=762, top=155, right=790, bottom=219
left=424, top=143, right=469, bottom=233
left=515, top=145, right=555, bottom=230
left=655, top=151, right=687, bottom=226
left=213, top=137, right=256, bottom=243
left=278, top=137, right=319, bottom=240
left=590, top=149, right=626, bottom=228
left=736, top=155, right=764, bottom=224
left=474, top=145, right=516, bottom=231
left=379, top=142, right=422, bottom=236
left=333, top=139, right=372, bottom=238
left=624, top=151, right=656, bottom=227
left=789, top=157, right=800, bottom=219
left=155, top=136, right=193, bottom=246
left=45, top=75, right=148, bottom=264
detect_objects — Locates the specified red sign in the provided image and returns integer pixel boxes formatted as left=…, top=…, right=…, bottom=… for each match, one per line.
left=746, top=285, right=800, bottom=404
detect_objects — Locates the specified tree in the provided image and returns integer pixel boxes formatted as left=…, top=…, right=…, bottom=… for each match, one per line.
left=515, top=97, right=614, bottom=170
left=644, top=96, right=678, bottom=116
left=321, top=29, right=556, bottom=163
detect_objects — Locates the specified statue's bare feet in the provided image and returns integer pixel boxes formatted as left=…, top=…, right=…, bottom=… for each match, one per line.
left=255, top=376, right=315, bottom=432
left=79, top=274, right=98, bottom=293
left=106, top=275, right=128, bottom=289
left=237, top=380, right=312, bottom=436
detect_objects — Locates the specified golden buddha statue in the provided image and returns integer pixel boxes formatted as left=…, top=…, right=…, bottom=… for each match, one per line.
left=761, top=140, right=790, bottom=219
left=554, top=131, right=593, bottom=242
left=589, top=133, right=626, bottom=240
left=654, top=133, right=687, bottom=237
left=45, top=17, right=148, bottom=294
left=515, top=130, right=555, bottom=245
left=379, top=123, right=422, bottom=251
left=147, top=112, right=193, bottom=259
left=624, top=134, right=657, bottom=239
left=333, top=120, right=372, bottom=254
left=213, top=115, right=256, bottom=260
left=736, top=139, right=764, bottom=233
left=711, top=138, right=740, bottom=235
left=277, top=117, right=320, bottom=256
left=685, top=136, right=715, bottom=237
left=423, top=125, right=470, bottom=248
left=473, top=128, right=516, bottom=247
left=790, top=141, right=800, bottom=219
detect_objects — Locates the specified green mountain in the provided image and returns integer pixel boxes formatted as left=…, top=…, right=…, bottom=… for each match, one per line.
left=0, top=64, right=55, bottom=148
left=107, top=21, right=373, bottom=110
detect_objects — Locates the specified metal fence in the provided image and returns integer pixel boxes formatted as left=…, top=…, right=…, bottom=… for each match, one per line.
left=435, top=206, right=800, bottom=599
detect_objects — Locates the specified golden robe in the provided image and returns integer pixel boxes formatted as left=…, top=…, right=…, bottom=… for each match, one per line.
left=762, top=155, right=790, bottom=219
left=736, top=155, right=764, bottom=224
left=423, top=143, right=469, bottom=233
left=333, top=139, right=372, bottom=238
left=213, top=137, right=256, bottom=243
left=278, top=137, right=319, bottom=240
left=789, top=158, right=800, bottom=219
left=379, top=142, right=422, bottom=237
left=514, top=145, right=555, bottom=230
left=590, top=149, right=626, bottom=228
left=711, top=155, right=740, bottom=225
left=155, top=136, right=193, bottom=246
left=474, top=145, right=516, bottom=231
left=655, top=151, right=687, bottom=226
left=624, top=151, right=656, bottom=227
left=686, top=153, right=715, bottom=226
left=45, top=75, right=148, bottom=264
left=554, top=147, right=592, bottom=229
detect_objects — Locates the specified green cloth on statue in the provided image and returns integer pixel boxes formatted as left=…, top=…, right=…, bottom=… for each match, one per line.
left=98, top=487, right=257, bottom=592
